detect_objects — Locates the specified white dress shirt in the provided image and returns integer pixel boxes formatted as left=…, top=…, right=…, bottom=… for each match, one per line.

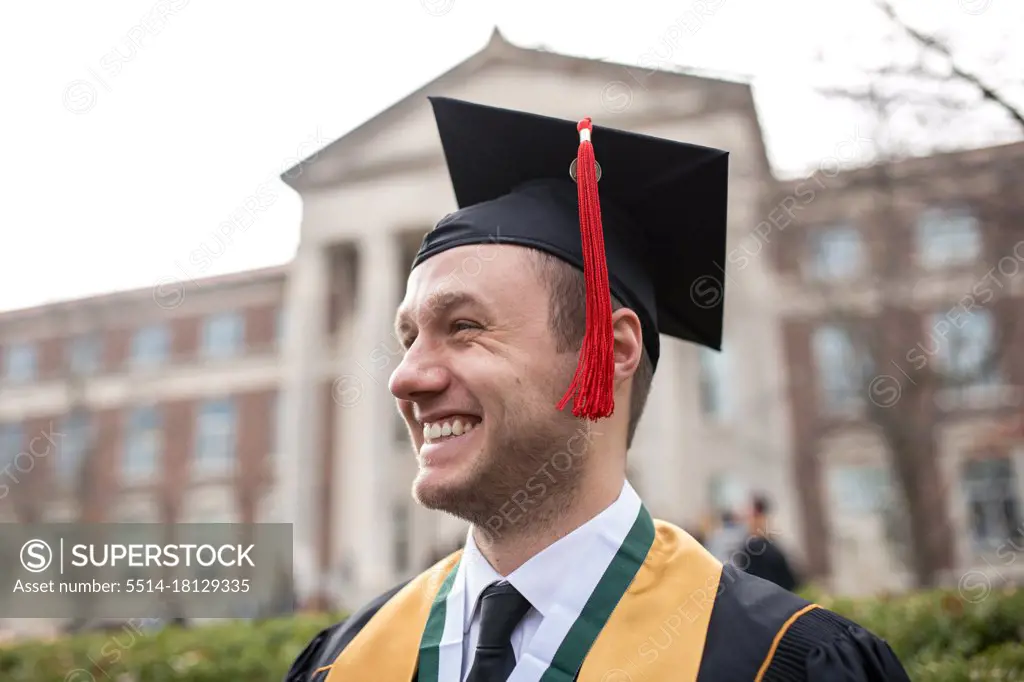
left=457, top=479, right=640, bottom=681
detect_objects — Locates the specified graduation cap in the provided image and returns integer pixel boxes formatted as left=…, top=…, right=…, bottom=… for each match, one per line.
left=416, top=97, right=729, bottom=421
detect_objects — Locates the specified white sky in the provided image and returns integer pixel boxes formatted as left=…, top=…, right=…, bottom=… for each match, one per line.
left=2, top=0, right=1020, bottom=312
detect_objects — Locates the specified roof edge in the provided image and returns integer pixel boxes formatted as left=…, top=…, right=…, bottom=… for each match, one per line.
left=279, top=28, right=754, bottom=190
left=280, top=28, right=510, bottom=190
left=0, top=263, right=290, bottom=320
left=774, top=139, right=1024, bottom=190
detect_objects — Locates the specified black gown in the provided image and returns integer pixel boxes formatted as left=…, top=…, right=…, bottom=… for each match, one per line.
left=735, top=535, right=801, bottom=592
left=284, top=565, right=910, bottom=681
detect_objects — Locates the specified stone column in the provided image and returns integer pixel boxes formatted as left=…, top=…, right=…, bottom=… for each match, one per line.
left=409, top=502, right=432, bottom=570
left=336, top=230, right=401, bottom=607
left=277, top=244, right=330, bottom=607
left=632, top=338, right=689, bottom=522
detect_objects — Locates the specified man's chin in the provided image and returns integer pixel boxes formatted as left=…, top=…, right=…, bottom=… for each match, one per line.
left=412, top=470, right=481, bottom=518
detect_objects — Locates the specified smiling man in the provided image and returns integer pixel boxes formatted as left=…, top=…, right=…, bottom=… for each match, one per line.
left=284, top=98, right=910, bottom=682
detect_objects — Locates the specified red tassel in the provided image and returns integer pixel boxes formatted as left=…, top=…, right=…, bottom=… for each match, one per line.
left=557, top=117, right=615, bottom=420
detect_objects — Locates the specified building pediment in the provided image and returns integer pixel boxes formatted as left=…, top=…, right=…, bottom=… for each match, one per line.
left=281, top=28, right=761, bottom=192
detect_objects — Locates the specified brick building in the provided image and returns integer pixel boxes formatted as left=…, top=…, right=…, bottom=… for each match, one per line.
left=0, top=266, right=285, bottom=530
left=770, top=140, right=1024, bottom=594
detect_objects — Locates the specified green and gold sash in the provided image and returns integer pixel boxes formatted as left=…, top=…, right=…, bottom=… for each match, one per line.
left=324, top=510, right=722, bottom=682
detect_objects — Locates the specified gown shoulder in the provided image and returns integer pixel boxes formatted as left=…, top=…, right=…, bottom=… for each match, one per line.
left=762, top=601, right=911, bottom=682
left=698, top=565, right=910, bottom=681
left=283, top=580, right=411, bottom=682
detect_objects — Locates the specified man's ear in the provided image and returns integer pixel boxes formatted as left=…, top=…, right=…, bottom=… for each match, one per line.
left=610, top=308, right=643, bottom=386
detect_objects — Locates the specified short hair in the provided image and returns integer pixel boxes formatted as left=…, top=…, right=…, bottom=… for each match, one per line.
left=528, top=250, right=655, bottom=448
left=752, top=494, right=771, bottom=516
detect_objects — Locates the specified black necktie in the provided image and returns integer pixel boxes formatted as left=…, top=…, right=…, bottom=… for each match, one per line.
left=466, top=581, right=533, bottom=682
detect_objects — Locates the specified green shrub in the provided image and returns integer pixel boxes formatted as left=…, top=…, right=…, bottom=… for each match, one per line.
left=1, top=587, right=1021, bottom=680
left=0, top=615, right=341, bottom=682
left=904, top=642, right=1024, bottom=682
left=817, top=586, right=1024, bottom=666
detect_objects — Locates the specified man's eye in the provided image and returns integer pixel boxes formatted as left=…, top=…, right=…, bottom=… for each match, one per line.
left=452, top=320, right=481, bottom=333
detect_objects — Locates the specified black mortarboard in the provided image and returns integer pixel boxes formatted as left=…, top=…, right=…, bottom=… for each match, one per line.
left=415, top=97, right=729, bottom=421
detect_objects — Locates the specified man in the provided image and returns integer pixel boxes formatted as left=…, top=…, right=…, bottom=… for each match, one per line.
left=285, top=98, right=910, bottom=681
left=705, top=509, right=748, bottom=564
left=734, top=494, right=801, bottom=592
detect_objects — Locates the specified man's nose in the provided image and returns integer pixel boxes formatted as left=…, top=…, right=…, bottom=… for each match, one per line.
left=389, top=339, right=450, bottom=402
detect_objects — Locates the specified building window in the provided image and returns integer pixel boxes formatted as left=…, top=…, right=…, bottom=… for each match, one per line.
left=812, top=325, right=867, bottom=414
left=916, top=207, right=981, bottom=268
left=68, top=334, right=102, bottom=375
left=708, top=473, right=746, bottom=515
left=201, top=312, right=244, bottom=359
left=808, top=225, right=863, bottom=280
left=57, top=412, right=92, bottom=485
left=0, top=423, right=24, bottom=471
left=929, top=309, right=999, bottom=386
left=962, top=458, right=1022, bottom=553
left=271, top=392, right=282, bottom=460
left=698, top=347, right=730, bottom=420
left=195, top=398, right=237, bottom=474
left=124, top=406, right=161, bottom=480
left=3, top=342, right=36, bottom=383
left=131, top=324, right=169, bottom=368
left=271, top=392, right=278, bottom=452
left=828, top=465, right=893, bottom=516
left=828, top=464, right=911, bottom=565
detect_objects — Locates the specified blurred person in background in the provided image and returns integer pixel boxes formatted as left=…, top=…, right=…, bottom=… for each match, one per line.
left=285, top=99, right=909, bottom=681
left=734, top=493, right=801, bottom=593
left=706, top=508, right=749, bottom=564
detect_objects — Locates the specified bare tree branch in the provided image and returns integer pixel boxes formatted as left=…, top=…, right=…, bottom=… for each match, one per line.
left=874, top=0, right=1024, bottom=131
left=793, top=12, right=1024, bottom=584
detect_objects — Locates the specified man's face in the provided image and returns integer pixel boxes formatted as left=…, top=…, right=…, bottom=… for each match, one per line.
left=390, top=244, right=585, bottom=528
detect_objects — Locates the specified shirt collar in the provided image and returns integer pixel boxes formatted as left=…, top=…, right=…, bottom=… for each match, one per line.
left=461, top=479, right=640, bottom=632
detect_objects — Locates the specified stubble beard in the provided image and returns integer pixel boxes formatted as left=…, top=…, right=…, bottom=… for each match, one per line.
left=413, top=402, right=588, bottom=543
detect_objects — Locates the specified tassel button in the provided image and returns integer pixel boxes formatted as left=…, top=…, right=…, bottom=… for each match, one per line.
left=568, top=158, right=602, bottom=183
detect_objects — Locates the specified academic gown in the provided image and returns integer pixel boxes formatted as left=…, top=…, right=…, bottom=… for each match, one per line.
left=284, top=553, right=909, bottom=681
left=735, top=535, right=801, bottom=593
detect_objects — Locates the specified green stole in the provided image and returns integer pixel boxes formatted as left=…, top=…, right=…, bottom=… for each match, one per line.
left=323, top=512, right=727, bottom=681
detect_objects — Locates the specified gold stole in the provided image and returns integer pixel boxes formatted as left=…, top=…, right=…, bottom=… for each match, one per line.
left=324, top=520, right=722, bottom=682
